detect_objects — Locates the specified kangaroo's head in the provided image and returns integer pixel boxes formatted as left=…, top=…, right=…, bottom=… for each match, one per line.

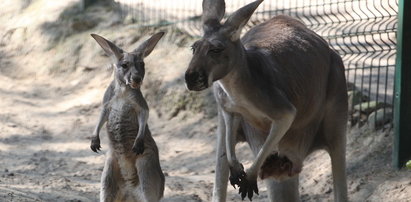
left=185, top=0, right=263, bottom=91
left=91, top=32, right=165, bottom=89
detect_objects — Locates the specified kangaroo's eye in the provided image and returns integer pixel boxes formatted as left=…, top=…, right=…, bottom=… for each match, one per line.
left=209, top=48, right=224, bottom=54
left=119, top=62, right=129, bottom=69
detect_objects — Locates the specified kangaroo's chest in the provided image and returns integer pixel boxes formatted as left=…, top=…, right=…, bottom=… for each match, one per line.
left=107, top=97, right=140, bottom=145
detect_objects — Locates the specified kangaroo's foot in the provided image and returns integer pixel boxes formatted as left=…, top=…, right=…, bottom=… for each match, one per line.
left=132, top=138, right=144, bottom=155
left=228, top=161, right=258, bottom=200
left=259, top=153, right=301, bottom=181
left=237, top=171, right=258, bottom=201
left=90, top=136, right=101, bottom=153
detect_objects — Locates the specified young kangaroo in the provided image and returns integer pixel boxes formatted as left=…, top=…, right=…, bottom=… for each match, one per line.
left=185, top=0, right=348, bottom=201
left=90, top=32, right=165, bottom=202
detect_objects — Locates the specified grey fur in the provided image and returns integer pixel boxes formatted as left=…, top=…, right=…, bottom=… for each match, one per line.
left=185, top=0, right=348, bottom=201
left=90, top=32, right=165, bottom=202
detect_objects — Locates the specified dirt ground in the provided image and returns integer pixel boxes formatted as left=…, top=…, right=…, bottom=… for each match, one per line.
left=0, top=1, right=410, bottom=202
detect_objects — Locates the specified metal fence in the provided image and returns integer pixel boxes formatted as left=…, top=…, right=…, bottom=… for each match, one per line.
left=116, top=0, right=398, bottom=128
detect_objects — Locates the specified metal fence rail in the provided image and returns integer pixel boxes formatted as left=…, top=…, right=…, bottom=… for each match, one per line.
left=117, top=0, right=398, bottom=128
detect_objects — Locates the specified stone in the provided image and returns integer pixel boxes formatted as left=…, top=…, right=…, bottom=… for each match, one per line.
left=367, top=108, right=393, bottom=130
left=71, top=18, right=98, bottom=31
left=348, top=90, right=368, bottom=113
left=353, top=101, right=386, bottom=114
left=123, top=14, right=136, bottom=24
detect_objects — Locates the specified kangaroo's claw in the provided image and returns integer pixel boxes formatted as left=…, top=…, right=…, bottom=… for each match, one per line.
left=90, top=136, right=101, bottom=153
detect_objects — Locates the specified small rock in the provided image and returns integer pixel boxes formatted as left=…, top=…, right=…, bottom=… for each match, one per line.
left=80, top=66, right=96, bottom=72
left=325, top=188, right=332, bottom=194
left=7, top=173, right=14, bottom=177
left=350, top=111, right=360, bottom=125
left=123, top=14, right=136, bottom=24
left=368, top=108, right=393, bottom=130
left=348, top=90, right=368, bottom=112
left=7, top=123, right=17, bottom=128
left=40, top=157, right=48, bottom=162
left=71, top=19, right=97, bottom=31
left=180, top=167, right=190, bottom=173
left=354, top=101, right=386, bottom=114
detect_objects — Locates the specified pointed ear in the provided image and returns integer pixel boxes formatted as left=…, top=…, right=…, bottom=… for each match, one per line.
left=133, top=32, right=165, bottom=58
left=90, top=34, right=123, bottom=60
left=222, top=0, right=263, bottom=41
left=202, top=0, right=225, bottom=34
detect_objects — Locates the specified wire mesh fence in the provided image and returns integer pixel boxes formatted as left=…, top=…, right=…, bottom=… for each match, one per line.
left=116, top=0, right=398, bottom=128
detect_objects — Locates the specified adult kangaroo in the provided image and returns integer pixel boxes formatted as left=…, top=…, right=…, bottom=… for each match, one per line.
left=184, top=0, right=348, bottom=201
left=90, top=32, right=165, bottom=202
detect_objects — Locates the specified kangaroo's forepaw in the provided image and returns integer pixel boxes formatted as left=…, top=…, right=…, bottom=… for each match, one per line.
left=259, top=153, right=301, bottom=181
left=90, top=136, right=101, bottom=153
left=238, top=174, right=259, bottom=201
left=229, top=163, right=245, bottom=189
left=132, top=138, right=144, bottom=155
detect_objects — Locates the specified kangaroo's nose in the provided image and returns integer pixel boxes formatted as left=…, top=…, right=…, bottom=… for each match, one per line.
left=132, top=75, right=142, bottom=83
left=185, top=71, right=200, bottom=84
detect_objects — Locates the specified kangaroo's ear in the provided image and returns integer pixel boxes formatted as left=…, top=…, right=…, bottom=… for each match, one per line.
left=202, top=0, right=225, bottom=34
left=91, top=34, right=123, bottom=60
left=134, top=32, right=165, bottom=58
left=222, top=0, right=263, bottom=41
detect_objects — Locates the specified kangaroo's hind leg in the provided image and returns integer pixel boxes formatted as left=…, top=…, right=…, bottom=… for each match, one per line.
left=264, top=176, right=300, bottom=202
left=135, top=134, right=165, bottom=202
left=323, top=109, right=348, bottom=202
left=322, top=57, right=348, bottom=202
left=100, top=150, right=123, bottom=202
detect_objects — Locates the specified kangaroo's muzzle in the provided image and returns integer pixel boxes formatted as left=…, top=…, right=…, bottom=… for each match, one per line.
left=129, top=75, right=143, bottom=89
left=185, top=70, right=208, bottom=91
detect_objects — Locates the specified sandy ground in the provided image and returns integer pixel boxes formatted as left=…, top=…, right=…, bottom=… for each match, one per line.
left=0, top=1, right=410, bottom=201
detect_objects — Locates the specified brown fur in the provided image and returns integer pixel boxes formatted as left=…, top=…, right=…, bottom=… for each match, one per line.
left=185, top=0, right=348, bottom=201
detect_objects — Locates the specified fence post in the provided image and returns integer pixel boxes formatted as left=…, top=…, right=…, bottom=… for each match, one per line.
left=393, top=0, right=411, bottom=169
